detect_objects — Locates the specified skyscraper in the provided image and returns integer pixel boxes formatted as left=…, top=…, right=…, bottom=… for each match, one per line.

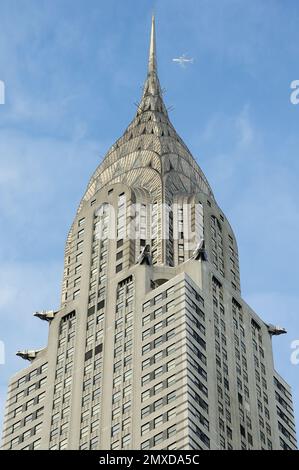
left=1, top=16, right=297, bottom=451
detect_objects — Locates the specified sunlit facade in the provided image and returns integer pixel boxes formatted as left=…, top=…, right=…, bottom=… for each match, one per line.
left=1, top=17, right=297, bottom=451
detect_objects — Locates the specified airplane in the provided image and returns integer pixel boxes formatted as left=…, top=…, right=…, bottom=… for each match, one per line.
left=172, top=54, right=194, bottom=67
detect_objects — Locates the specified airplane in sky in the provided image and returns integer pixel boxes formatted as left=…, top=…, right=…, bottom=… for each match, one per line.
left=172, top=54, right=194, bottom=67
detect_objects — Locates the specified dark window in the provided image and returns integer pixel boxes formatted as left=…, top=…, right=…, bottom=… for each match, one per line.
left=116, top=251, right=123, bottom=261
left=251, top=319, right=261, bottom=330
left=116, top=264, right=122, bottom=273
left=61, top=311, right=76, bottom=323
left=85, top=350, right=93, bottom=361
left=95, top=344, right=103, bottom=355
left=88, top=306, right=95, bottom=316
left=117, top=239, right=123, bottom=249
left=97, top=300, right=105, bottom=311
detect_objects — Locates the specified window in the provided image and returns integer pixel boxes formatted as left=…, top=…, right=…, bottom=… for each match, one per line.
left=60, top=422, right=69, bottom=435
left=112, top=408, right=120, bottom=421
left=166, top=329, right=175, bottom=340
left=111, top=424, right=120, bottom=437
left=18, top=376, right=26, bottom=387
left=167, top=408, right=176, bottom=420
left=123, top=385, right=132, bottom=398
left=154, top=307, right=163, bottom=319
left=62, top=407, right=70, bottom=419
left=36, top=408, right=44, bottom=418
left=154, top=382, right=163, bottom=394
left=14, top=405, right=23, bottom=417
left=10, top=436, right=19, bottom=448
left=123, top=370, right=132, bottom=382
left=154, top=336, right=163, bottom=348
left=113, top=375, right=121, bottom=388
left=167, top=425, right=176, bottom=438
left=116, top=264, right=123, bottom=273
left=142, top=343, right=151, bottom=355
left=167, top=286, right=175, bottom=297
left=90, top=437, right=98, bottom=450
left=77, top=241, right=83, bottom=251
left=167, top=375, right=176, bottom=387
left=73, top=289, right=80, bottom=299
left=12, top=421, right=22, bottom=433
left=142, top=329, right=151, bottom=340
left=24, top=414, right=33, bottom=426
left=112, top=391, right=121, bottom=404
left=122, top=417, right=131, bottom=430
left=142, top=374, right=150, bottom=387
left=141, top=389, right=151, bottom=402
left=154, top=398, right=163, bottom=411
left=64, top=376, right=72, bottom=388
left=23, top=429, right=31, bottom=441
left=154, top=322, right=163, bottom=333
left=166, top=344, right=176, bottom=356
left=27, top=383, right=36, bottom=394
left=122, top=434, right=131, bottom=446
left=167, top=360, right=176, bottom=373
left=166, top=315, right=175, bottom=326
left=166, top=301, right=175, bottom=311
left=123, top=401, right=131, bottom=414
left=26, top=398, right=35, bottom=410
left=40, top=363, right=48, bottom=374
left=50, top=428, right=59, bottom=440
left=29, top=369, right=38, bottom=380
left=141, top=406, right=150, bottom=419
left=154, top=366, right=163, bottom=378
left=111, top=441, right=120, bottom=450
left=141, top=422, right=150, bottom=435
left=167, top=391, right=176, bottom=404
left=141, top=440, right=150, bottom=450
left=154, top=414, right=163, bottom=428
left=39, top=377, right=47, bottom=388
left=142, top=314, right=151, bottom=326
left=142, top=358, right=151, bottom=370
left=154, top=432, right=163, bottom=446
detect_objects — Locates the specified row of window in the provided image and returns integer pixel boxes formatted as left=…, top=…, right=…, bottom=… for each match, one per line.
left=10, top=406, right=44, bottom=435
left=110, top=277, right=135, bottom=448
left=12, top=363, right=48, bottom=391
left=141, top=425, right=176, bottom=449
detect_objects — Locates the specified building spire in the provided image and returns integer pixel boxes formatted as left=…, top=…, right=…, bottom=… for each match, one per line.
left=139, top=14, right=166, bottom=110
left=148, top=14, right=157, bottom=76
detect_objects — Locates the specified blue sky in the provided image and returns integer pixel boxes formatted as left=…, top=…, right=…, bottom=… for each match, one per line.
left=0, top=0, right=298, bottom=440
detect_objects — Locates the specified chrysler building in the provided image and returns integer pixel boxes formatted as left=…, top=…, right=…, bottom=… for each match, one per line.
left=1, top=17, right=297, bottom=450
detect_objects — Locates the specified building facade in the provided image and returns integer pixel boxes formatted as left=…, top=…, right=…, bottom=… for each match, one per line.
left=1, top=17, right=297, bottom=451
